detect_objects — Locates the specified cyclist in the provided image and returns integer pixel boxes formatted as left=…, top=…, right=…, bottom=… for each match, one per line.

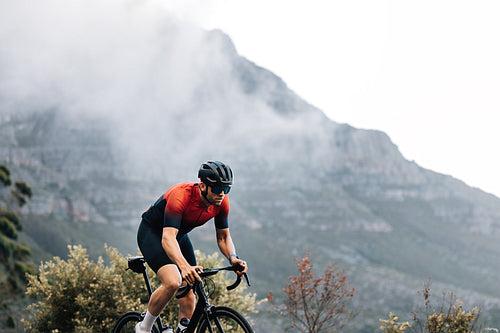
left=135, top=161, right=248, bottom=333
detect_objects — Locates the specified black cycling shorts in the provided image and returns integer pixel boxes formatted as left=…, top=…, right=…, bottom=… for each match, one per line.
left=137, top=219, right=197, bottom=273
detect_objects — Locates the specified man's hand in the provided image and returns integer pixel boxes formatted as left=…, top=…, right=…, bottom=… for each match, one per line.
left=230, top=257, right=248, bottom=276
left=180, top=264, right=204, bottom=285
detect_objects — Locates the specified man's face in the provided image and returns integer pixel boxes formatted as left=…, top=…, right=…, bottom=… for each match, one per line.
left=200, top=183, right=230, bottom=206
left=208, top=186, right=225, bottom=206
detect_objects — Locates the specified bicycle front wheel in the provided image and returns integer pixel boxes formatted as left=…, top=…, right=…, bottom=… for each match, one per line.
left=198, top=306, right=254, bottom=333
left=113, top=311, right=161, bottom=333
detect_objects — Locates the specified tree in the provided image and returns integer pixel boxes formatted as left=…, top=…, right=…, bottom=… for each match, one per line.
left=12, top=180, right=33, bottom=207
left=0, top=164, right=32, bottom=210
left=23, top=245, right=260, bottom=333
left=0, top=164, right=34, bottom=297
left=267, top=253, right=356, bottom=333
left=0, top=164, right=12, bottom=186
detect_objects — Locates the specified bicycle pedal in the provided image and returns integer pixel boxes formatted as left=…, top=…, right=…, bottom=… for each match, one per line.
left=175, top=317, right=190, bottom=332
left=162, top=326, right=174, bottom=333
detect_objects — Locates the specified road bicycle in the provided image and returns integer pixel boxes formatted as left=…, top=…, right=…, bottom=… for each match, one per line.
left=112, top=256, right=254, bottom=333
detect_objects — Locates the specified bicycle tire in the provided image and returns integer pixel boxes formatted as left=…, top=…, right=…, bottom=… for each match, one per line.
left=113, top=311, right=161, bottom=333
left=197, top=306, right=254, bottom=333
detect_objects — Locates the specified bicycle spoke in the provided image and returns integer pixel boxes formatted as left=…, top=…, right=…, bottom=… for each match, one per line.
left=214, top=316, right=224, bottom=332
left=207, top=319, right=216, bottom=333
left=119, top=321, right=136, bottom=332
left=201, top=310, right=252, bottom=333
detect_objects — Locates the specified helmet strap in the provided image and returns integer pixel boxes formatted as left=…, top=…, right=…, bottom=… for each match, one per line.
left=200, top=183, right=215, bottom=206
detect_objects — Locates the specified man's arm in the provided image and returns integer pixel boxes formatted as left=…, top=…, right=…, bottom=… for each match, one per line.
left=162, top=227, right=203, bottom=284
left=216, top=228, right=248, bottom=274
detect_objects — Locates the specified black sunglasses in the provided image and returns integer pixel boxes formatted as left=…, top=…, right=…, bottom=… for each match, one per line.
left=211, top=185, right=231, bottom=194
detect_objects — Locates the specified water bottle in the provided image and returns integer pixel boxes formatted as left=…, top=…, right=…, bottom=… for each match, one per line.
left=162, top=325, right=174, bottom=333
left=175, top=318, right=190, bottom=333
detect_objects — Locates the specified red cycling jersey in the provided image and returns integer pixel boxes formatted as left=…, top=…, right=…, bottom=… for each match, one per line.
left=142, top=182, right=229, bottom=236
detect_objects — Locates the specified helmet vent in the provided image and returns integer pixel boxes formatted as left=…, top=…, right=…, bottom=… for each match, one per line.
left=198, top=161, right=233, bottom=186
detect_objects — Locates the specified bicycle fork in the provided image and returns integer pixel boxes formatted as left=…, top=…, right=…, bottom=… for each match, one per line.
left=184, top=281, right=214, bottom=333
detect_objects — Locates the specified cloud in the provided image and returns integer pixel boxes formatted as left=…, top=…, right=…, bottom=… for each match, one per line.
left=0, top=0, right=350, bottom=189
left=0, top=0, right=307, bottom=178
left=0, top=2, right=213, bottom=173
left=1, top=0, right=194, bottom=115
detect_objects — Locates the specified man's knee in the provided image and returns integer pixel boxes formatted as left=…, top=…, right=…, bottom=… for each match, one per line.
left=164, top=278, right=182, bottom=291
left=157, top=264, right=182, bottom=291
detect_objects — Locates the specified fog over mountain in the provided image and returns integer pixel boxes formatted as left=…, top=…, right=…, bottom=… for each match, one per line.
left=1, top=1, right=500, bottom=331
left=1, top=0, right=425, bottom=185
left=2, top=0, right=334, bottom=180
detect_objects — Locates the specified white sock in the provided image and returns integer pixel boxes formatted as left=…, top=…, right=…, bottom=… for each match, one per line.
left=141, top=310, right=158, bottom=331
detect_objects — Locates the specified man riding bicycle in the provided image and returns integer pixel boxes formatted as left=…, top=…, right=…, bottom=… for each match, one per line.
left=136, top=161, right=248, bottom=333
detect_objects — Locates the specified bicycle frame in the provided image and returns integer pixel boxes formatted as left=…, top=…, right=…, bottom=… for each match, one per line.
left=183, top=280, right=213, bottom=332
left=177, top=266, right=250, bottom=332
left=127, top=256, right=250, bottom=333
left=127, top=257, right=166, bottom=332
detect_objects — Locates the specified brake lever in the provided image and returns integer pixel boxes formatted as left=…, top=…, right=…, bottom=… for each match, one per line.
left=243, top=273, right=251, bottom=287
left=234, top=262, right=250, bottom=287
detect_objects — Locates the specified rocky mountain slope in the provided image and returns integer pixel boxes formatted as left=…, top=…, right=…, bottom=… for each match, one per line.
left=1, top=18, right=500, bottom=332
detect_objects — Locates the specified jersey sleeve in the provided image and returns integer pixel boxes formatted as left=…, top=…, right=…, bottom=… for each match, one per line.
left=214, top=197, right=230, bottom=229
left=163, top=191, right=186, bottom=229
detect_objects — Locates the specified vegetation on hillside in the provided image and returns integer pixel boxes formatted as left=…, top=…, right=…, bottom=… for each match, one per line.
left=380, top=282, right=481, bottom=333
left=267, top=253, right=356, bottom=333
left=1, top=161, right=495, bottom=332
left=23, top=245, right=260, bottom=333
left=0, top=164, right=34, bottom=300
left=267, top=255, right=486, bottom=333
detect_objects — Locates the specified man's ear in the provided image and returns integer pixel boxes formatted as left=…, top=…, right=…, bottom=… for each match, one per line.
left=199, top=182, right=206, bottom=191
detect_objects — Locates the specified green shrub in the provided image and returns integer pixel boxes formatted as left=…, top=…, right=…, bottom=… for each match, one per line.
left=423, top=299, right=479, bottom=333
left=0, top=164, right=32, bottom=300
left=12, top=181, right=32, bottom=207
left=0, top=164, right=11, bottom=186
left=14, top=181, right=32, bottom=197
left=14, top=261, right=36, bottom=280
left=0, top=235, right=12, bottom=260
left=0, top=217, right=18, bottom=240
left=0, top=234, right=12, bottom=256
left=13, top=244, right=31, bottom=260
left=23, top=245, right=143, bottom=333
left=23, top=245, right=259, bottom=332
left=380, top=312, right=411, bottom=332
left=7, top=314, right=16, bottom=328
left=0, top=210, right=21, bottom=230
left=379, top=284, right=480, bottom=333
left=8, top=275, right=20, bottom=291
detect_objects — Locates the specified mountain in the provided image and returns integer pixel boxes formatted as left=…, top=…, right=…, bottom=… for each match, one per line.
left=1, top=11, right=500, bottom=332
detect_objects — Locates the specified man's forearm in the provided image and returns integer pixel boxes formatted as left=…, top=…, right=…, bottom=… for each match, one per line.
left=217, top=232, right=236, bottom=260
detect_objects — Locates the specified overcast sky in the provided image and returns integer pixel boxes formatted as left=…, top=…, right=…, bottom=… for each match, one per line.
left=162, top=0, right=500, bottom=198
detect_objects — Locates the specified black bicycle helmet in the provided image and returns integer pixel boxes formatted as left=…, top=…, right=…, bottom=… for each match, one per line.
left=198, top=161, right=233, bottom=186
